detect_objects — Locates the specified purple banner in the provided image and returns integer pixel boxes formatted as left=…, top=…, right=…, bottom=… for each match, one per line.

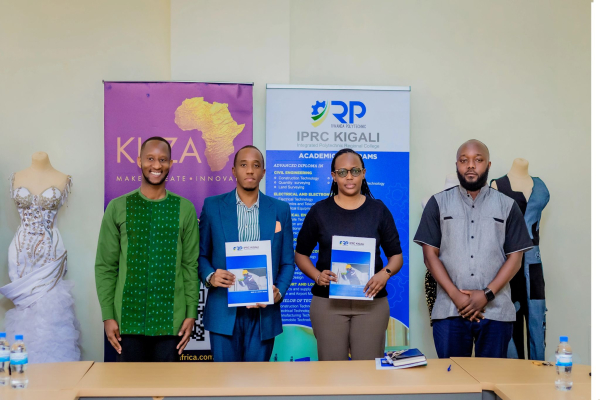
left=103, top=82, right=252, bottom=361
left=104, top=81, right=253, bottom=212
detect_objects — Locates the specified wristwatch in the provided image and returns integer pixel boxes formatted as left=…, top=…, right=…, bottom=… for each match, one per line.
left=385, top=268, right=392, bottom=277
left=483, top=287, right=495, bottom=302
left=205, top=272, right=215, bottom=288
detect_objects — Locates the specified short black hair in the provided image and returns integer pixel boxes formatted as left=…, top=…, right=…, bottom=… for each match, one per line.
left=233, top=145, right=264, bottom=167
left=141, top=136, right=172, bottom=159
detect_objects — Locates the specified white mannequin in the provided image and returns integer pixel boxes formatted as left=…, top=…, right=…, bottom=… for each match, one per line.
left=2, top=151, right=80, bottom=363
left=491, top=158, right=534, bottom=201
left=13, top=152, right=68, bottom=194
left=421, top=173, right=460, bottom=209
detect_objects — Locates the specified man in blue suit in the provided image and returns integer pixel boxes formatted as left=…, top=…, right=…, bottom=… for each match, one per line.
left=199, top=145, right=295, bottom=362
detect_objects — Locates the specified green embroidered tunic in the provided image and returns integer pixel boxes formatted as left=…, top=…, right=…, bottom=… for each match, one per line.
left=95, top=189, right=199, bottom=336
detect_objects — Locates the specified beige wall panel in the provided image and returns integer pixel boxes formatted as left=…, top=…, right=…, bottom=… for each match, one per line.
left=289, top=0, right=590, bottom=363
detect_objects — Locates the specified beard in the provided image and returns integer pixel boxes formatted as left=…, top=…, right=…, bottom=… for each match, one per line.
left=143, top=171, right=169, bottom=186
left=456, top=166, right=489, bottom=191
left=239, top=183, right=258, bottom=192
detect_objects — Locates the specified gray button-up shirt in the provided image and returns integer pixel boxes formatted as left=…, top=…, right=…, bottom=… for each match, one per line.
left=414, top=184, right=533, bottom=322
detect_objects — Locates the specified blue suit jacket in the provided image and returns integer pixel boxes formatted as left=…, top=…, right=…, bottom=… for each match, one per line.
left=198, top=189, right=295, bottom=340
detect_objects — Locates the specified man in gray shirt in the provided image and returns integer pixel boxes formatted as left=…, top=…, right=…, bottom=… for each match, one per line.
left=414, top=140, right=532, bottom=358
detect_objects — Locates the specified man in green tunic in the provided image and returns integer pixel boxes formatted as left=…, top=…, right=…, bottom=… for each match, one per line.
left=95, top=137, right=199, bottom=362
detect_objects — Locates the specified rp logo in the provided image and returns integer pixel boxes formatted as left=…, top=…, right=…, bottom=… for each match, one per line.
left=311, top=101, right=329, bottom=127
left=339, top=241, right=349, bottom=246
left=233, top=246, right=243, bottom=251
left=311, top=101, right=366, bottom=127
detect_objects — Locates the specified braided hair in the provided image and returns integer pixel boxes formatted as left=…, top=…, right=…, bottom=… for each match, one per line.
left=329, top=148, right=375, bottom=199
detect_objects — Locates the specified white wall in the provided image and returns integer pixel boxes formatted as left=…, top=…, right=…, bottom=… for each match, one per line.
left=0, top=0, right=590, bottom=363
left=172, top=0, right=591, bottom=363
left=0, top=0, right=171, bottom=362
left=171, top=0, right=291, bottom=152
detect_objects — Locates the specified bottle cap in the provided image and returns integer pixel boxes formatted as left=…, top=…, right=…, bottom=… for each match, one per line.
left=0, top=332, right=5, bottom=338
left=15, top=335, right=23, bottom=341
left=560, top=336, right=568, bottom=342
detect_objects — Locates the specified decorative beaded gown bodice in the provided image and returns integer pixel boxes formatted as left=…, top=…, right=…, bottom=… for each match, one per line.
left=1, top=173, right=81, bottom=363
left=10, top=184, right=68, bottom=283
left=3, top=174, right=72, bottom=307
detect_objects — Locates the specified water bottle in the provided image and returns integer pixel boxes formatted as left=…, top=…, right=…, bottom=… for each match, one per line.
left=555, top=336, right=573, bottom=391
left=0, top=333, right=9, bottom=387
left=10, top=335, right=28, bottom=389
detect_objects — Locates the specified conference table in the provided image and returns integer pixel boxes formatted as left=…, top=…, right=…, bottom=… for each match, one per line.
left=0, top=358, right=591, bottom=400
left=0, top=361, right=93, bottom=400
left=450, top=358, right=591, bottom=400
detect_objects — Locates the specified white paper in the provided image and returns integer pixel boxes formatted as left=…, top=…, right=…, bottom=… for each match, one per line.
left=330, top=236, right=376, bottom=300
left=225, top=240, right=273, bottom=307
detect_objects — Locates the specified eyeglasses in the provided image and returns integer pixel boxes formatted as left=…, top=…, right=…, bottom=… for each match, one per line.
left=333, top=167, right=364, bottom=178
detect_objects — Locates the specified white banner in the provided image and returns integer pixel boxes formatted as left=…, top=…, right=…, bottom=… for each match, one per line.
left=266, top=84, right=410, bottom=152
left=265, top=84, right=411, bottom=361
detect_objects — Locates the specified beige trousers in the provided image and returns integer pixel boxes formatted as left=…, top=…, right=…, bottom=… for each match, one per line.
left=310, top=295, right=390, bottom=361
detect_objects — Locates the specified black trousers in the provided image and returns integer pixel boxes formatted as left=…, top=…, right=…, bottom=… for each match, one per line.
left=117, top=335, right=180, bottom=362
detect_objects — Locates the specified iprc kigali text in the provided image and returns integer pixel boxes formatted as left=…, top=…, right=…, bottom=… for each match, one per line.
left=297, top=131, right=380, bottom=143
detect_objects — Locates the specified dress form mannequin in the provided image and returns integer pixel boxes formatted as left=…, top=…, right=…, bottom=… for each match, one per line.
left=491, top=158, right=533, bottom=201
left=13, top=152, right=68, bottom=195
left=490, top=158, right=549, bottom=361
left=1, top=153, right=81, bottom=363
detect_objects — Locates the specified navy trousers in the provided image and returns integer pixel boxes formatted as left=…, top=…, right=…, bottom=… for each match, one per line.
left=210, top=307, right=275, bottom=362
left=433, top=317, right=512, bottom=358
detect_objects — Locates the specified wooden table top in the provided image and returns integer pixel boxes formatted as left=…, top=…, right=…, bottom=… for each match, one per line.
left=494, top=383, right=591, bottom=400
left=76, top=359, right=481, bottom=397
left=0, top=388, right=78, bottom=400
left=0, top=361, right=91, bottom=400
left=0, top=358, right=590, bottom=399
left=14, top=361, right=93, bottom=391
left=451, top=358, right=591, bottom=391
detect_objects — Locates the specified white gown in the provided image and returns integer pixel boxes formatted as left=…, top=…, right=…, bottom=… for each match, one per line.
left=0, top=174, right=81, bottom=363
